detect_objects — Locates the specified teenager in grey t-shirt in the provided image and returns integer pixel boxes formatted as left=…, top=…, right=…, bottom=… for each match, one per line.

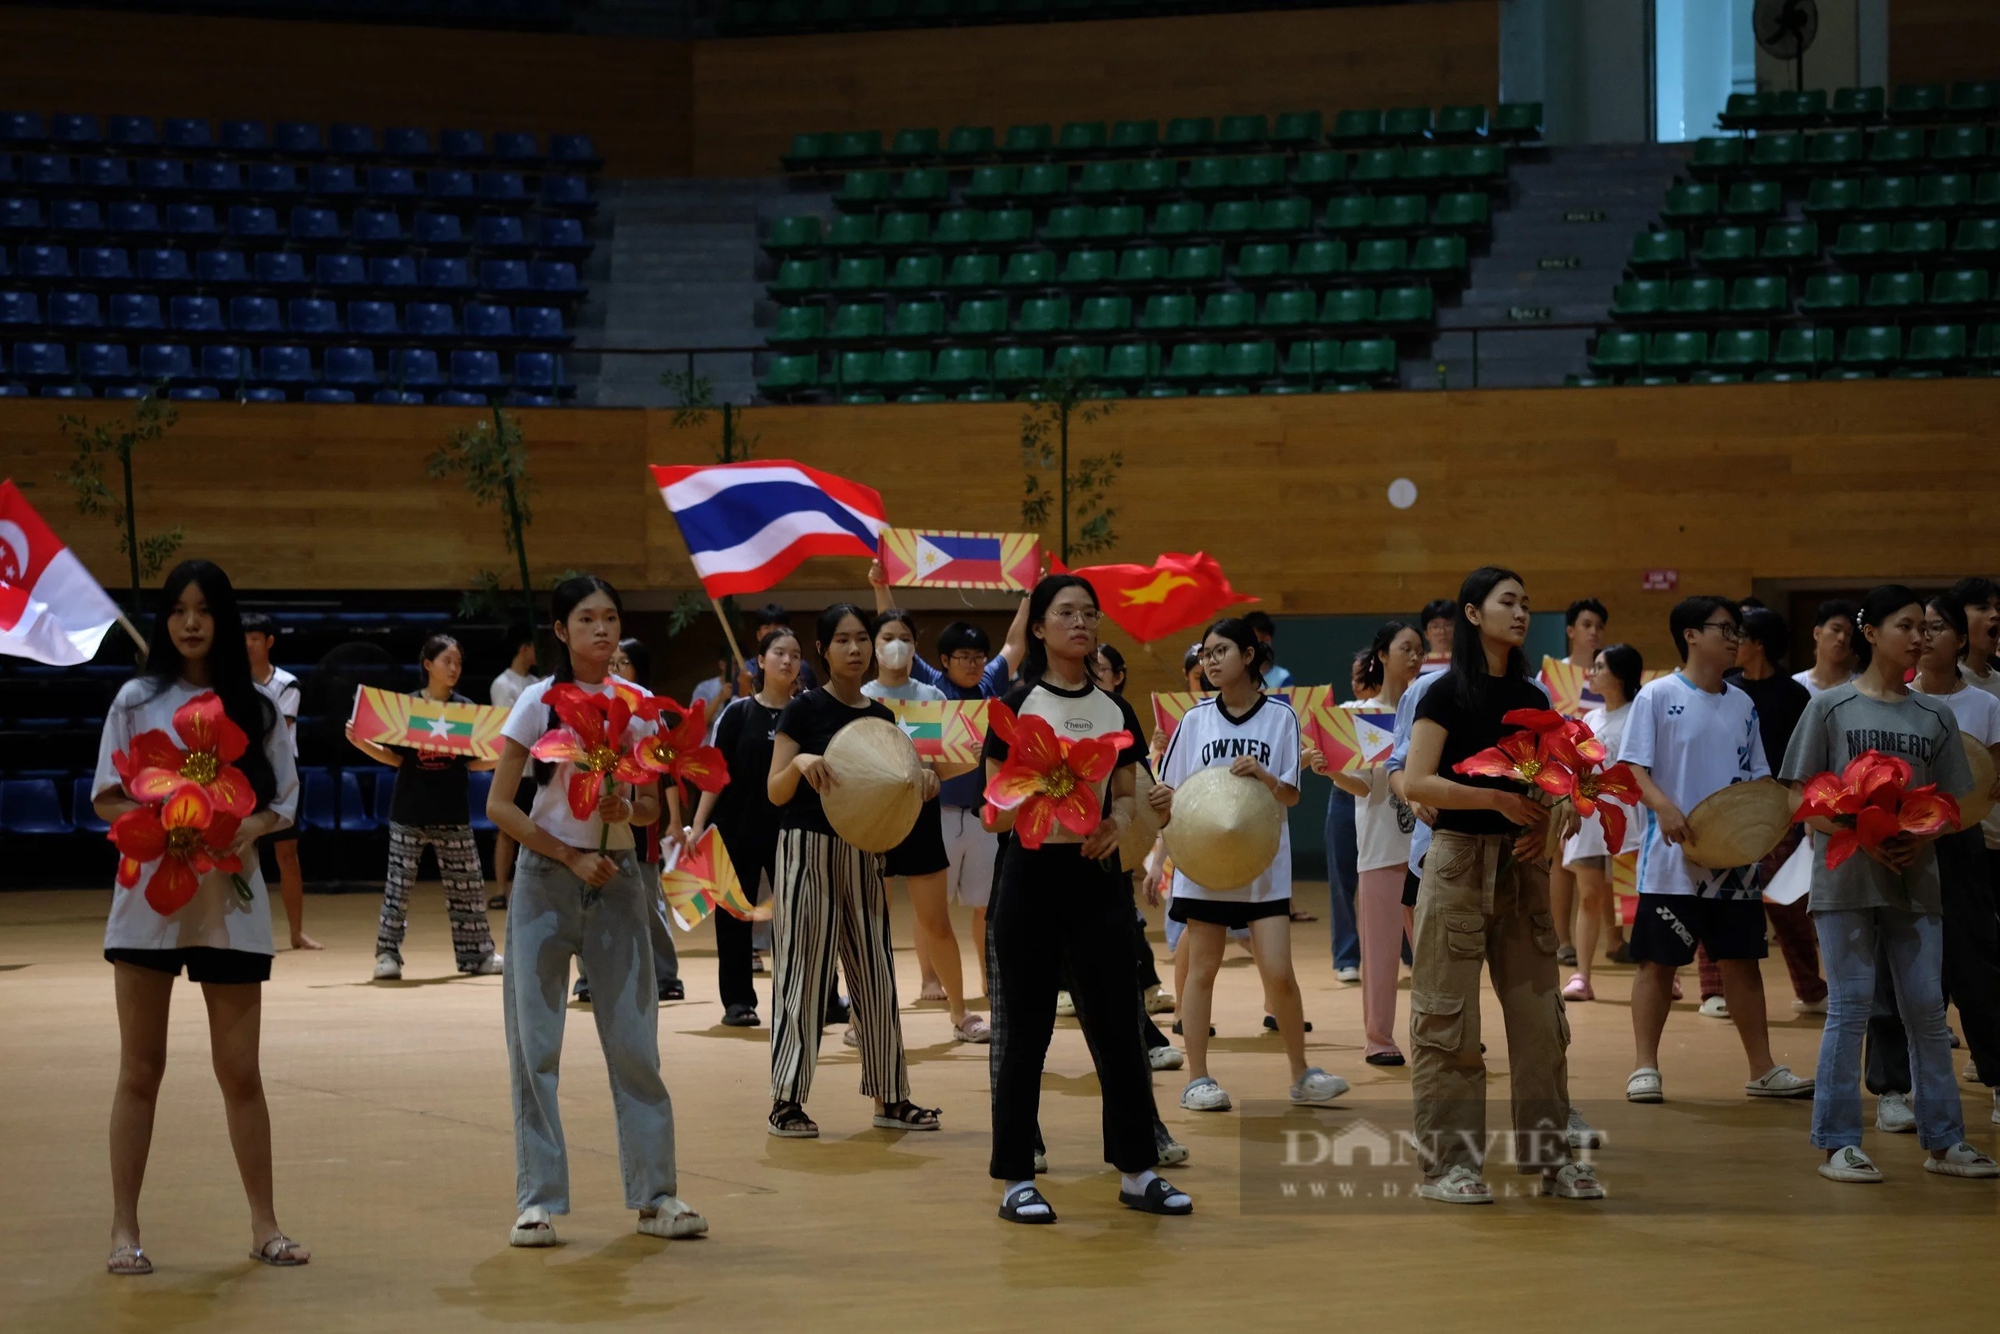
left=1778, top=683, right=1971, bottom=915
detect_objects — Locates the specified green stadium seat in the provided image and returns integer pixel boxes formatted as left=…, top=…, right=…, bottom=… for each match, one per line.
left=1208, top=200, right=1257, bottom=235
left=1432, top=191, right=1490, bottom=229
left=1931, top=124, right=1987, bottom=164
left=1197, top=291, right=1254, bottom=330
left=1074, top=159, right=1123, bottom=198
left=931, top=346, right=988, bottom=387
left=897, top=391, right=949, bottom=405
left=1144, top=201, right=1199, bottom=239
left=1058, top=248, right=1116, bottom=286
left=1628, top=229, right=1685, bottom=269
left=879, top=349, right=932, bottom=391
left=1337, top=338, right=1397, bottom=382
left=770, top=305, right=825, bottom=343
left=890, top=300, right=945, bottom=339
left=1723, top=180, right=1780, bottom=218
left=784, top=132, right=831, bottom=169
left=1383, top=107, right=1432, bottom=141
left=1772, top=326, right=1835, bottom=370
left=1865, top=270, right=1925, bottom=309
left=1232, top=242, right=1290, bottom=281
left=1867, top=128, right=1924, bottom=166
left=1139, top=386, right=1190, bottom=398
left=1905, top=324, right=1967, bottom=369
left=1109, top=120, right=1158, bottom=152
left=1162, top=341, right=1221, bottom=381
left=1446, top=144, right=1507, bottom=181
left=1916, top=173, right=1971, bottom=211
left=830, top=130, right=883, bottom=161
left=1370, top=194, right=1428, bottom=231
left=1052, top=344, right=1105, bottom=380
left=1409, top=234, right=1465, bottom=276
left=1280, top=338, right=1342, bottom=383
left=949, top=297, right=1006, bottom=335
left=1293, top=239, right=1346, bottom=277
left=1754, top=371, right=1814, bottom=383
left=1646, top=330, right=1707, bottom=372
left=1761, top=222, right=1819, bottom=261
left=1183, top=156, right=1233, bottom=195
left=993, top=345, right=1046, bottom=384
left=1075, top=295, right=1131, bottom=333
left=999, top=250, right=1056, bottom=287
left=1040, top=205, right=1091, bottom=245
left=1401, top=146, right=1449, bottom=183
left=1803, top=177, right=1863, bottom=216
left=1976, top=323, right=2000, bottom=365
left=1433, top=104, right=1487, bottom=140
left=1979, top=174, right=2000, bottom=208
left=1258, top=289, right=1314, bottom=327
left=1102, top=341, right=1156, bottom=385
left=1661, top=180, right=1719, bottom=221
left=769, top=256, right=829, bottom=299
left=1772, top=90, right=1827, bottom=125
left=1003, top=123, right=1053, bottom=157
left=957, top=389, right=1006, bottom=402
left=766, top=215, right=824, bottom=252
left=1948, top=81, right=1999, bottom=117
left=1218, top=115, right=1268, bottom=148
left=945, top=126, right=996, bottom=159
left=1164, top=117, right=1214, bottom=151
left=1954, top=218, right=2000, bottom=257
left=831, top=255, right=886, bottom=292
left=835, top=170, right=892, bottom=209
left=1219, top=339, right=1277, bottom=381
left=1749, top=133, right=1804, bottom=170
left=1806, top=130, right=1863, bottom=168
left=1862, top=175, right=1915, bottom=212
left=1666, top=277, right=1723, bottom=316
left=832, top=350, right=881, bottom=391
left=1015, top=162, right=1067, bottom=202
left=1138, top=293, right=1194, bottom=332
left=1564, top=376, right=1618, bottom=388
left=1492, top=102, right=1543, bottom=140
left=1377, top=285, right=1434, bottom=323
left=1930, top=269, right=1990, bottom=306
left=930, top=208, right=980, bottom=248
left=878, top=211, right=930, bottom=248
left=1320, top=287, right=1377, bottom=325
left=1122, top=158, right=1178, bottom=196
left=1800, top=272, right=1861, bottom=311
left=1351, top=148, right=1403, bottom=185
left=1689, top=137, right=1744, bottom=174
left=1694, top=225, right=1757, bottom=265
left=1610, top=279, right=1668, bottom=318
left=1090, top=205, right=1144, bottom=242
left=1830, top=87, right=1884, bottom=123
left=1589, top=330, right=1645, bottom=374
left=1841, top=324, right=1902, bottom=366
left=1291, top=150, right=1347, bottom=191
left=1352, top=238, right=1408, bottom=276
left=1115, top=245, right=1168, bottom=283
left=758, top=352, right=818, bottom=397
left=828, top=302, right=885, bottom=340
left=1255, top=197, right=1312, bottom=233
left=827, top=213, right=878, bottom=248
left=1728, top=275, right=1788, bottom=314
left=942, top=252, right=998, bottom=289
left=889, top=128, right=940, bottom=161
left=1688, top=372, right=1743, bottom=385
left=1229, top=155, right=1286, bottom=192
left=980, top=209, right=1034, bottom=245
left=1323, top=195, right=1373, bottom=233
left=1331, top=109, right=1384, bottom=144
left=1719, top=92, right=1771, bottom=131
left=1889, top=219, right=1946, bottom=258
left=1058, top=121, right=1107, bottom=155
left=1708, top=328, right=1769, bottom=370
left=1271, top=111, right=1323, bottom=146
left=1830, top=222, right=1890, bottom=259
left=1169, top=244, right=1223, bottom=282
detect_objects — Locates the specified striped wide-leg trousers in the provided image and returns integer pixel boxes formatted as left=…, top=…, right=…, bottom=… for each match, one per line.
left=769, top=828, right=910, bottom=1106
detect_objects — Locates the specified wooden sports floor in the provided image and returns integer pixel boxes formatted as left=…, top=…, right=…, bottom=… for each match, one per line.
left=3, top=884, right=1993, bottom=1334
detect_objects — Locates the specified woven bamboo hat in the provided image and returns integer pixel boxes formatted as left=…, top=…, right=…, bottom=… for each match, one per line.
left=1118, top=764, right=1165, bottom=873
left=1681, top=778, right=1793, bottom=869
left=1956, top=732, right=1995, bottom=829
left=1163, top=767, right=1284, bottom=892
left=822, top=717, right=925, bottom=853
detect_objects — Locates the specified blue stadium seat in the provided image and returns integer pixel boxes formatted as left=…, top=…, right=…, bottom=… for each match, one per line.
left=275, top=121, right=323, bottom=156
left=513, top=351, right=568, bottom=392
left=369, top=255, right=419, bottom=288
left=136, top=247, right=190, bottom=282
left=467, top=769, right=496, bottom=831
left=22, top=155, right=74, bottom=187
left=330, top=123, right=378, bottom=157
left=287, top=298, right=342, bottom=335
left=303, top=387, right=356, bottom=403
left=108, top=116, right=157, bottom=150
left=308, top=164, right=359, bottom=197
left=41, top=384, right=92, bottom=398
left=195, top=249, right=248, bottom=284
left=450, top=349, right=506, bottom=391
left=230, top=295, right=283, bottom=333
left=389, top=346, right=444, bottom=388
left=249, top=163, right=301, bottom=196
left=476, top=215, right=527, bottom=250
left=108, top=202, right=161, bottom=237
left=219, top=120, right=267, bottom=153
left=289, top=207, right=342, bottom=242
left=299, top=769, right=337, bottom=832
left=135, top=159, right=187, bottom=193
left=1, top=778, right=72, bottom=834
left=413, top=212, right=464, bottom=247
left=166, top=204, right=219, bottom=239
left=383, top=126, right=431, bottom=158
left=427, top=170, right=474, bottom=201
left=536, top=216, right=588, bottom=254
left=193, top=161, right=246, bottom=194
left=530, top=260, right=578, bottom=295
left=2, top=198, right=46, bottom=231
left=0, top=385, right=25, bottom=399
left=78, top=247, right=130, bottom=280
left=227, top=206, right=280, bottom=241
left=72, top=776, right=110, bottom=834
left=463, top=303, right=515, bottom=339
left=434, top=389, right=487, bottom=406
left=78, top=341, right=132, bottom=381
left=139, top=342, right=193, bottom=381
left=16, top=244, right=70, bottom=278
left=372, top=388, right=425, bottom=405
left=474, top=172, right=525, bottom=204
left=506, top=393, right=556, bottom=408
left=239, top=387, right=288, bottom=402
left=373, top=768, right=399, bottom=824
left=420, top=258, right=472, bottom=291
left=548, top=133, right=599, bottom=168
left=314, top=253, right=367, bottom=287
left=101, top=385, right=149, bottom=399
left=51, top=199, right=103, bottom=232
left=366, top=167, right=418, bottom=199
left=479, top=259, right=529, bottom=293
left=323, top=345, right=379, bottom=387
left=0, top=292, right=41, bottom=328
left=12, top=342, right=69, bottom=376
left=198, top=343, right=247, bottom=383
left=50, top=114, right=102, bottom=147
left=541, top=175, right=593, bottom=210
left=169, top=295, right=224, bottom=333
left=350, top=209, right=404, bottom=245
left=253, top=251, right=306, bottom=285
left=440, top=129, right=486, bottom=161
left=48, top=291, right=102, bottom=329
left=0, top=113, right=44, bottom=144
left=162, top=119, right=212, bottom=151
left=336, top=771, right=378, bottom=830
left=492, top=131, right=539, bottom=164
left=79, top=156, right=133, bottom=190
left=111, top=293, right=163, bottom=331
left=169, top=385, right=221, bottom=400
left=404, top=301, right=457, bottom=337
left=515, top=306, right=569, bottom=343
left=258, top=345, right=315, bottom=384
left=346, top=300, right=400, bottom=336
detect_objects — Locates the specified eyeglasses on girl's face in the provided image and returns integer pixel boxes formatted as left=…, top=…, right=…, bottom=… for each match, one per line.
left=1046, top=607, right=1100, bottom=628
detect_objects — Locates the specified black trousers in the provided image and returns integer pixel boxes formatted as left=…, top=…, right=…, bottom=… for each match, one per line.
left=988, top=841, right=1160, bottom=1181
left=713, top=828, right=770, bottom=1012
left=1865, top=832, right=2000, bottom=1093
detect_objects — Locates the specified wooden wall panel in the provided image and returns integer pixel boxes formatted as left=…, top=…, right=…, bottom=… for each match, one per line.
left=6, top=378, right=1996, bottom=696
left=689, top=2, right=1500, bottom=176
left=0, top=8, right=693, bottom=177
left=1890, top=0, right=2000, bottom=87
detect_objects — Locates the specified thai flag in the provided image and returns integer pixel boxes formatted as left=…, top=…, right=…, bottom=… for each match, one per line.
left=650, top=461, right=889, bottom=598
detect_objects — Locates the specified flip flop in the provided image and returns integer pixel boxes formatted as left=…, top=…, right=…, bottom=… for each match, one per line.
left=999, top=1184, right=1057, bottom=1224
left=1118, top=1176, right=1193, bottom=1216
left=250, top=1234, right=310, bottom=1266
left=106, top=1244, right=152, bottom=1276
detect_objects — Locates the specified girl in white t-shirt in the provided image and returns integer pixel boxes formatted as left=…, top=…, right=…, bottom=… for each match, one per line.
left=94, top=560, right=305, bottom=1275
left=1151, top=618, right=1349, bottom=1113
left=1560, top=644, right=1645, bottom=1002
left=487, top=575, right=703, bottom=1247
left=1328, top=621, right=1424, bottom=1064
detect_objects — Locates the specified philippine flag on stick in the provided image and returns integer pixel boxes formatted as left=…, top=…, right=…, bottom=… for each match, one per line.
left=650, top=461, right=889, bottom=598
left=0, top=479, right=123, bottom=666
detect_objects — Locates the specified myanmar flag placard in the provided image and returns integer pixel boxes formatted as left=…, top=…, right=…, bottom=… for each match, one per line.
left=349, top=685, right=509, bottom=760
left=879, top=528, right=1040, bottom=592
left=662, top=827, right=769, bottom=931
left=881, top=698, right=988, bottom=764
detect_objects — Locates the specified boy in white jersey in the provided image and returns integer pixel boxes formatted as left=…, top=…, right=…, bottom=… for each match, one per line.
left=245, top=612, right=317, bottom=951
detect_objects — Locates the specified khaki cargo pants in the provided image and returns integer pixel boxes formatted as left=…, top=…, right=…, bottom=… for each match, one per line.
left=1410, top=829, right=1573, bottom=1180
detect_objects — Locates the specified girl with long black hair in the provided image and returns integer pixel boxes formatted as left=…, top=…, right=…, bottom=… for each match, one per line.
left=93, top=560, right=306, bottom=1273
left=984, top=575, right=1190, bottom=1223
left=487, top=575, right=703, bottom=1246
left=1402, top=565, right=1599, bottom=1204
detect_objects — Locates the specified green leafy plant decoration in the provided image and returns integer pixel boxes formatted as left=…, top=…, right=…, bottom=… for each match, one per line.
left=1020, top=361, right=1121, bottom=565
left=57, top=393, right=184, bottom=612
left=429, top=406, right=536, bottom=637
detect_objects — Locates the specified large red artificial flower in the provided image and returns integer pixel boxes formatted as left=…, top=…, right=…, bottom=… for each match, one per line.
left=982, top=701, right=1131, bottom=849
left=628, top=697, right=729, bottom=794
left=530, top=684, right=655, bottom=820
left=1569, top=760, right=1642, bottom=854
left=109, top=785, right=243, bottom=916
left=1454, top=728, right=1577, bottom=797
left=1796, top=749, right=1960, bottom=868
left=115, top=691, right=255, bottom=817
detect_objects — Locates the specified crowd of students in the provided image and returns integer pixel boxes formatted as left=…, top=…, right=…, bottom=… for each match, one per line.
left=87, top=558, right=2000, bottom=1271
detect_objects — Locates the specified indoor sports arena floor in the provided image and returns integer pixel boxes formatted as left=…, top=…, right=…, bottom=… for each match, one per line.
left=3, top=886, right=1992, bottom=1333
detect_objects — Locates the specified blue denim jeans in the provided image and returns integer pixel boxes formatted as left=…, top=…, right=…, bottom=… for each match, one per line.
left=1811, top=906, right=1963, bottom=1151
left=1324, top=788, right=1361, bottom=970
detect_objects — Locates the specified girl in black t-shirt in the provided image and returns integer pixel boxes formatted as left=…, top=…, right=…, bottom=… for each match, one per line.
left=1401, top=566, right=1601, bottom=1205
left=764, top=605, right=939, bottom=1139
left=346, top=634, right=501, bottom=977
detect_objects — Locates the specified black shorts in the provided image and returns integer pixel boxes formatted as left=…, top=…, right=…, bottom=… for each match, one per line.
left=260, top=825, right=300, bottom=845
left=883, top=796, right=949, bottom=878
left=1402, top=866, right=1421, bottom=908
left=106, top=947, right=273, bottom=985
left=1629, top=893, right=1769, bottom=969
left=1169, top=896, right=1291, bottom=930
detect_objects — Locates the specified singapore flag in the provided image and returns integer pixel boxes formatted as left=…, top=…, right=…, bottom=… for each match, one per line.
left=0, top=479, right=123, bottom=666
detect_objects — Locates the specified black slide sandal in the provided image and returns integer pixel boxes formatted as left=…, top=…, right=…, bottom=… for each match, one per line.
left=1119, top=1177, right=1193, bottom=1216
left=999, top=1185, right=1057, bottom=1224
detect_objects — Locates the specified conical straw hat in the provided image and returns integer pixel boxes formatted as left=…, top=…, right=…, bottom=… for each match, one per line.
left=1118, top=764, right=1164, bottom=873
left=1680, top=778, right=1793, bottom=870
left=1956, top=732, right=1995, bottom=830
left=822, top=717, right=925, bottom=853
left=1163, top=767, right=1284, bottom=892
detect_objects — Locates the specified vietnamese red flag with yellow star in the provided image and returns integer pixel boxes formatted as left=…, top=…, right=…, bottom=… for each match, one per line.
left=1069, top=551, right=1257, bottom=645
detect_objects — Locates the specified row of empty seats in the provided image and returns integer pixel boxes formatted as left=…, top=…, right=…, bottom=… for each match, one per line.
left=1581, top=323, right=2000, bottom=384
left=1, top=248, right=583, bottom=302
left=2, top=159, right=596, bottom=217
left=0, top=343, right=573, bottom=399
left=1716, top=83, right=2000, bottom=130
left=1, top=197, right=594, bottom=245
left=1, top=291, right=572, bottom=341
left=0, top=113, right=602, bottom=170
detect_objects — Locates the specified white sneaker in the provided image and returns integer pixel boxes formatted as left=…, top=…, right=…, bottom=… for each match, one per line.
left=467, top=952, right=504, bottom=976
left=1143, top=987, right=1176, bottom=1015
left=1290, top=1067, right=1350, bottom=1104
left=1874, top=1091, right=1917, bottom=1134
left=1567, top=1106, right=1603, bottom=1150
left=1416, top=1164, right=1492, bottom=1204
left=1923, top=1142, right=2000, bottom=1178
left=1699, top=995, right=1730, bottom=1019
left=1334, top=966, right=1361, bottom=984
left=1794, top=997, right=1827, bottom=1015
left=1180, top=1076, right=1232, bottom=1112
left=1745, top=1065, right=1814, bottom=1098
left=373, top=953, right=402, bottom=981
left=1055, top=991, right=1075, bottom=1017
left=1819, top=1146, right=1882, bottom=1183
left=1148, top=1045, right=1186, bottom=1071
